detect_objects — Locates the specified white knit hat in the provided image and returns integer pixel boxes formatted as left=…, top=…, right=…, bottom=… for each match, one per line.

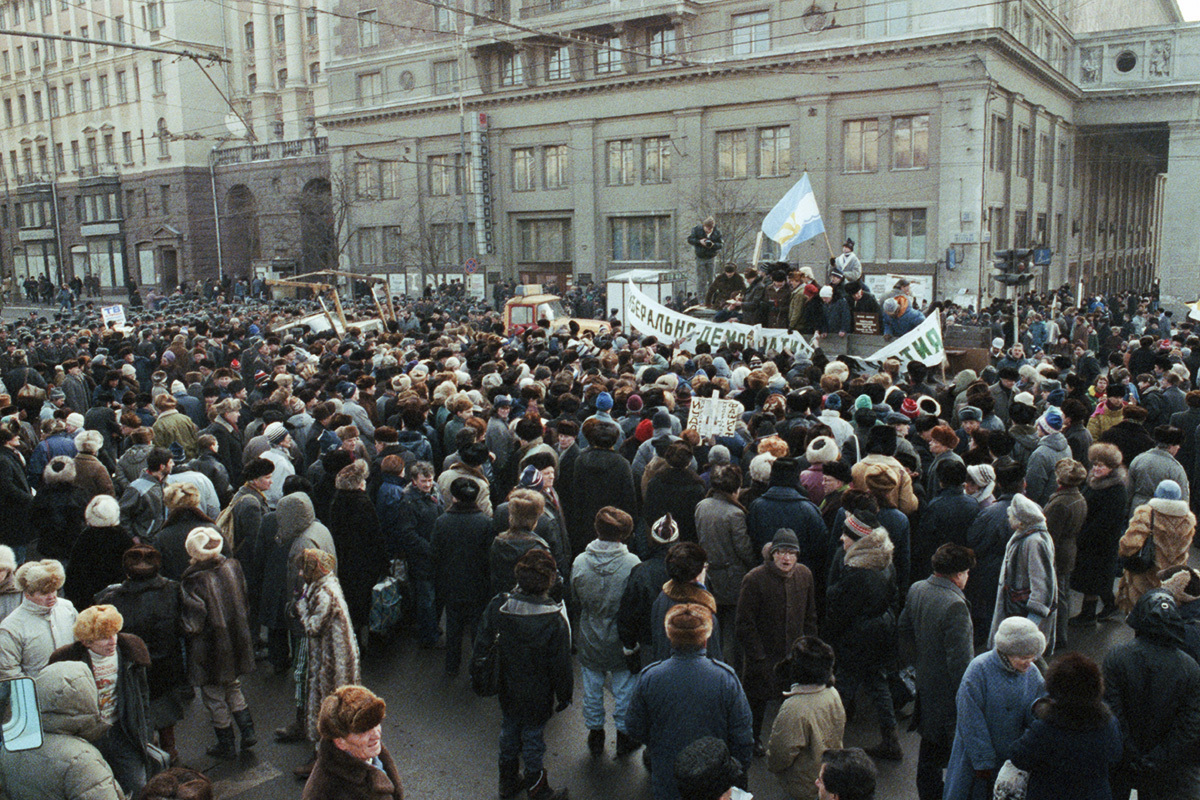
left=994, top=616, right=1046, bottom=658
left=1007, top=493, right=1046, bottom=529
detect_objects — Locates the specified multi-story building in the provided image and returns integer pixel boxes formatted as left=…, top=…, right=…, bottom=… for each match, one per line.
left=0, top=0, right=333, bottom=292
left=318, top=0, right=1193, bottom=305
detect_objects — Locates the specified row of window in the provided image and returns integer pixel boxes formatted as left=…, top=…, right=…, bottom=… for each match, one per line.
left=2, top=61, right=164, bottom=125
left=2, top=183, right=169, bottom=231
left=6, top=123, right=168, bottom=179
left=0, top=19, right=131, bottom=76
left=246, top=63, right=320, bottom=93
left=0, top=0, right=159, bottom=29
left=243, top=9, right=319, bottom=51
left=989, top=114, right=1069, bottom=186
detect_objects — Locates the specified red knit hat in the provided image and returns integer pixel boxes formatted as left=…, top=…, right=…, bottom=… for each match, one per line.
left=900, top=397, right=919, bottom=419
left=635, top=418, right=655, bottom=443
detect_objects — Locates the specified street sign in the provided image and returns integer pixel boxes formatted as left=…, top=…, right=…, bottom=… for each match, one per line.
left=464, top=257, right=479, bottom=274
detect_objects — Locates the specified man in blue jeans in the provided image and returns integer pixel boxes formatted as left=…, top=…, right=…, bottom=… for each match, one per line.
left=476, top=549, right=572, bottom=800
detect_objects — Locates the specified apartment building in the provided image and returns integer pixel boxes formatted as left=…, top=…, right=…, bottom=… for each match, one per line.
left=317, top=0, right=1189, bottom=303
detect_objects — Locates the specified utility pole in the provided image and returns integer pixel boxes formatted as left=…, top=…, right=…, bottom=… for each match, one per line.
left=457, top=32, right=470, bottom=297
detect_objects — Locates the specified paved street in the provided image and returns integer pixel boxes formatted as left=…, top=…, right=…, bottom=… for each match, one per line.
left=170, top=609, right=1135, bottom=800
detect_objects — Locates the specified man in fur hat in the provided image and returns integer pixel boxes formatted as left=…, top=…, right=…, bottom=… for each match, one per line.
left=0, top=558, right=77, bottom=679
left=302, top=684, right=403, bottom=800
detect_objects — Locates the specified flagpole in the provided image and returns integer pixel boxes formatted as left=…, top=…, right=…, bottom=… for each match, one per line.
left=822, top=230, right=836, bottom=260
left=751, top=231, right=764, bottom=266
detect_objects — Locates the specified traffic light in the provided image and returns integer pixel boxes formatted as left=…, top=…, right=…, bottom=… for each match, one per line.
left=992, top=248, right=1034, bottom=285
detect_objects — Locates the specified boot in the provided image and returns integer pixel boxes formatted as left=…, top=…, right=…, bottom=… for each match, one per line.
left=587, top=728, right=605, bottom=755
left=275, top=707, right=306, bottom=743
left=206, top=726, right=238, bottom=759
left=866, top=725, right=903, bottom=761
left=615, top=730, right=641, bottom=758
left=232, top=709, right=257, bottom=749
left=1070, top=598, right=1097, bottom=626
left=525, top=769, right=568, bottom=800
left=293, top=750, right=317, bottom=780
left=499, top=760, right=523, bottom=799
left=1097, top=600, right=1120, bottom=621
left=158, top=726, right=178, bottom=765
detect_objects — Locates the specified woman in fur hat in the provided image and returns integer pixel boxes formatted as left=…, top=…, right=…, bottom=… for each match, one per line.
left=1007, top=652, right=1122, bottom=800
left=1071, top=443, right=1128, bottom=625
left=988, top=494, right=1058, bottom=653
left=800, top=435, right=839, bottom=504
left=73, top=429, right=115, bottom=501
left=179, top=526, right=257, bottom=759
left=49, top=604, right=153, bottom=795
left=96, top=544, right=187, bottom=765
left=0, top=558, right=78, bottom=679
left=824, top=505, right=901, bottom=761
left=63, top=495, right=135, bottom=609
left=30, top=454, right=89, bottom=562
left=1117, top=478, right=1197, bottom=612
left=302, top=684, right=403, bottom=800
left=0, top=544, right=21, bottom=620
left=328, top=459, right=386, bottom=642
left=293, top=548, right=360, bottom=778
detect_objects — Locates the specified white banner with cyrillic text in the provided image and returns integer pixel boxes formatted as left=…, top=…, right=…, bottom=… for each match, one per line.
left=860, top=311, right=946, bottom=367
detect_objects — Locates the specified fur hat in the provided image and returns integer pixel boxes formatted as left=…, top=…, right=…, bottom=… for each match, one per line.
left=749, top=453, right=776, bottom=483
left=85, top=494, right=121, bottom=528
left=66, top=412, right=84, bottom=430
left=318, top=685, right=387, bottom=741
left=769, top=457, right=801, bottom=487
left=994, top=616, right=1046, bottom=658
left=14, top=559, right=66, bottom=594
left=1054, top=459, right=1087, bottom=488
left=213, top=398, right=241, bottom=416
left=74, top=429, right=104, bottom=454
left=163, top=482, right=200, bottom=512
left=335, top=459, right=369, bottom=491
left=123, top=544, right=162, bottom=579
left=43, top=455, right=76, bottom=485
left=514, top=548, right=557, bottom=595
left=74, top=604, right=123, bottom=642
left=665, top=602, right=714, bottom=649
left=138, top=767, right=213, bottom=800
left=1007, top=493, right=1046, bottom=529
left=862, top=462, right=899, bottom=496
left=185, top=527, right=224, bottom=562
left=242, top=457, right=274, bottom=483
left=0, top=545, right=15, bottom=574
left=449, top=476, right=480, bottom=504
left=650, top=513, right=679, bottom=545
left=594, top=506, right=633, bottom=541
left=805, top=436, right=838, bottom=465
left=824, top=460, right=852, bottom=484
left=929, top=425, right=959, bottom=450
left=1159, top=566, right=1200, bottom=604
left=916, top=395, right=941, bottom=418
left=674, top=737, right=743, bottom=800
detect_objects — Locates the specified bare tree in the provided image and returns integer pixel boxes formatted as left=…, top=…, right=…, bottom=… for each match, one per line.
left=683, top=180, right=764, bottom=267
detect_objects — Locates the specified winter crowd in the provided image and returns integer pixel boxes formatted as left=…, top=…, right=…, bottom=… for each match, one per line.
left=0, top=274, right=1194, bottom=800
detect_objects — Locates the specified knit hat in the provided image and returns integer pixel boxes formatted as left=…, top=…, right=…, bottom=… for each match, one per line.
left=818, top=285, right=833, bottom=299
left=335, top=459, right=369, bottom=491
left=301, top=548, right=336, bottom=583
left=1046, top=388, right=1066, bottom=407
left=853, top=394, right=873, bottom=412
left=85, top=494, right=121, bottom=528
left=665, top=602, right=714, bottom=649
left=14, top=559, right=66, bottom=594
left=769, top=528, right=800, bottom=555
left=74, top=429, right=104, bottom=454
left=994, top=616, right=1046, bottom=658
left=1156, top=479, right=1183, bottom=500
left=966, top=463, right=995, bottom=489
left=185, top=527, right=224, bottom=562
left=318, top=685, right=387, bottom=741
left=123, top=544, right=162, bottom=580
left=674, top=737, right=742, bottom=800
left=48, top=387, right=65, bottom=400
left=1036, top=409, right=1063, bottom=434
left=74, top=605, right=123, bottom=642
left=805, top=436, right=838, bottom=465
left=843, top=510, right=880, bottom=541
left=243, top=457, right=274, bottom=482
left=1007, top=493, right=1046, bottom=529
left=824, top=393, right=842, bottom=411
left=264, top=421, right=288, bottom=445
left=596, top=392, right=614, bottom=411
left=44, top=455, right=76, bottom=485
left=519, top=464, right=544, bottom=489
left=626, top=394, right=644, bottom=413
left=634, top=419, right=654, bottom=442
left=652, top=410, right=673, bottom=430
left=651, top=513, right=680, bottom=545
left=929, top=425, right=959, bottom=450
left=900, top=397, right=919, bottom=419
left=163, top=482, right=200, bottom=512
left=707, top=445, right=731, bottom=466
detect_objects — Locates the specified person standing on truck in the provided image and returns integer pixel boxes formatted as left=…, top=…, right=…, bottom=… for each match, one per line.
left=688, top=217, right=723, bottom=294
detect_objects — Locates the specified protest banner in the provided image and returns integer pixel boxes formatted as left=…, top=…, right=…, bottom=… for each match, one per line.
left=688, top=392, right=744, bottom=437
left=859, top=311, right=946, bottom=367
left=100, top=304, right=127, bottom=328
left=625, top=281, right=814, bottom=356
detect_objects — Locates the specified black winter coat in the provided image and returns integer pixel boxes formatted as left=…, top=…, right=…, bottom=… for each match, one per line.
left=965, top=494, right=1015, bottom=644
left=329, top=488, right=387, bottom=628
left=1073, top=471, right=1129, bottom=597
left=63, top=524, right=135, bottom=608
left=30, top=483, right=89, bottom=561
left=617, top=546, right=669, bottom=668
left=642, top=468, right=707, bottom=543
left=431, top=505, right=492, bottom=609
left=203, top=419, right=243, bottom=487
left=475, top=591, right=573, bottom=725
left=96, top=575, right=187, bottom=702
left=153, top=507, right=217, bottom=582
left=393, top=484, right=443, bottom=581
left=825, top=542, right=897, bottom=670
left=0, top=447, right=32, bottom=548
left=912, top=487, right=981, bottom=582
left=568, top=448, right=637, bottom=558
left=1099, top=421, right=1155, bottom=474
left=740, top=277, right=768, bottom=326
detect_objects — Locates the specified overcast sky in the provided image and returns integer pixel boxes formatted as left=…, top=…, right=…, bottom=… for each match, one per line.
left=1179, top=0, right=1200, bottom=19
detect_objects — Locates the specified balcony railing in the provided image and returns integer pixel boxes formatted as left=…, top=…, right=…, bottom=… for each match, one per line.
left=78, top=163, right=120, bottom=178
left=213, top=136, right=327, bottom=167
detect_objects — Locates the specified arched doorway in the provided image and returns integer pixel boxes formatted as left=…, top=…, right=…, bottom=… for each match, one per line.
left=299, top=178, right=333, bottom=273
left=224, top=184, right=260, bottom=279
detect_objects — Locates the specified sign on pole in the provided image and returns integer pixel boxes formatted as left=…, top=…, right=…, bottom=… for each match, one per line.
left=687, top=392, right=744, bottom=438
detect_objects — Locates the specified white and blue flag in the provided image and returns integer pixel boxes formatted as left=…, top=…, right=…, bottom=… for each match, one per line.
left=761, top=173, right=825, bottom=259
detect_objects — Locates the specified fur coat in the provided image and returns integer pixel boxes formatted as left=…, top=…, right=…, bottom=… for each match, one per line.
left=1117, top=497, right=1197, bottom=611
left=298, top=573, right=360, bottom=742
left=179, top=555, right=255, bottom=686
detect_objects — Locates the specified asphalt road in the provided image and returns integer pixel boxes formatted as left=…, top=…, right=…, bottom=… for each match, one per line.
left=170, top=604, right=1135, bottom=800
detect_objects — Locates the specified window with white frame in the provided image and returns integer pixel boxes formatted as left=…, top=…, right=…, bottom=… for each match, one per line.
left=356, top=161, right=380, bottom=198
left=116, top=71, right=127, bottom=103
left=890, top=209, right=926, bottom=260
left=612, top=216, right=670, bottom=261
left=732, top=11, right=769, bottom=55
left=428, top=154, right=454, bottom=196
left=357, top=10, right=378, bottom=47
left=432, top=60, right=459, bottom=95
left=758, top=126, right=789, bottom=177
left=892, top=114, right=928, bottom=169
left=358, top=227, right=380, bottom=265
left=156, top=118, right=169, bottom=157
left=512, top=147, right=535, bottom=191
left=607, top=140, right=634, bottom=185
left=596, top=36, right=621, bottom=74
left=122, top=131, right=133, bottom=163
left=544, top=145, right=568, bottom=189
left=546, top=46, right=570, bottom=81
left=648, top=27, right=675, bottom=66
left=843, top=119, right=878, bottom=172
left=643, top=137, right=670, bottom=184
left=842, top=210, right=876, bottom=261
left=716, top=130, right=747, bottom=179
left=499, top=52, right=523, bottom=87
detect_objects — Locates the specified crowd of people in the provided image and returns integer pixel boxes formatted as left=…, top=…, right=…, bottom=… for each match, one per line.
left=0, top=270, right=1195, bottom=800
